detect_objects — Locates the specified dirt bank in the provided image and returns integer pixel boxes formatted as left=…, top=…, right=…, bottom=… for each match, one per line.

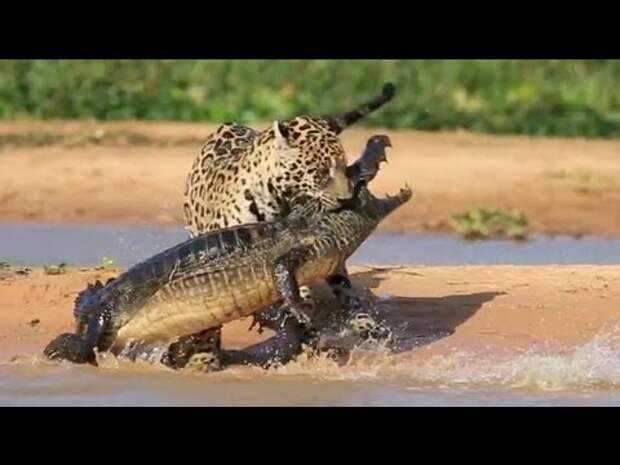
left=0, top=121, right=619, bottom=236
left=1, top=265, right=618, bottom=363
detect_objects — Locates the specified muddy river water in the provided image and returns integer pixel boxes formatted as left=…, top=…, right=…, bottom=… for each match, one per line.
left=4, top=336, right=620, bottom=406
left=2, top=223, right=620, bottom=406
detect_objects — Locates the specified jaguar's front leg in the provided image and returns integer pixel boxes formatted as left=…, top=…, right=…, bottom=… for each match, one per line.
left=326, top=264, right=392, bottom=343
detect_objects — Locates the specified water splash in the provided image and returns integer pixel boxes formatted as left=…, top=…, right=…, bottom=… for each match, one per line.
left=221, top=324, right=620, bottom=392
left=5, top=325, right=620, bottom=394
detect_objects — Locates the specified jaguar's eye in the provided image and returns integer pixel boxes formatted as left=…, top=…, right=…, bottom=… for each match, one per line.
left=317, top=167, right=330, bottom=180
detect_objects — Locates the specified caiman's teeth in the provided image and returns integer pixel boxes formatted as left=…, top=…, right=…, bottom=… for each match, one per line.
left=382, top=184, right=413, bottom=202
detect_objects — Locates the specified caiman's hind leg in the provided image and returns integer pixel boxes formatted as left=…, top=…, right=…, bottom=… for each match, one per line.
left=160, top=326, right=223, bottom=372
left=326, top=265, right=392, bottom=343
left=220, top=246, right=317, bottom=369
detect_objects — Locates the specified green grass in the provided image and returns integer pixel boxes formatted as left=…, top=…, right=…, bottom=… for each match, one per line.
left=100, top=256, right=117, bottom=269
left=452, top=207, right=529, bottom=240
left=0, top=60, right=619, bottom=138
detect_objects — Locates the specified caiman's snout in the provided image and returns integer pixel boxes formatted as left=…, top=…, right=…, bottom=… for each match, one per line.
left=337, top=181, right=411, bottom=216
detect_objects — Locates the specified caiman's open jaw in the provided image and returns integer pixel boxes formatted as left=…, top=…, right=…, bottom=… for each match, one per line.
left=366, top=184, right=413, bottom=211
left=335, top=181, right=412, bottom=216
left=367, top=183, right=413, bottom=217
left=339, top=133, right=401, bottom=212
left=387, top=184, right=413, bottom=202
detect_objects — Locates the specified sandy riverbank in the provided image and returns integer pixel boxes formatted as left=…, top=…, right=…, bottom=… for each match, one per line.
left=0, top=121, right=619, bottom=236
left=1, top=264, right=618, bottom=364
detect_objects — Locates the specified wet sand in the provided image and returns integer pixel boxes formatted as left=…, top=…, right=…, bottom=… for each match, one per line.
left=1, top=264, right=618, bottom=363
left=0, top=121, right=619, bottom=236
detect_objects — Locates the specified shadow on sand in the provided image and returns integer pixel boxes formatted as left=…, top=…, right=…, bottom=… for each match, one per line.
left=312, top=268, right=503, bottom=355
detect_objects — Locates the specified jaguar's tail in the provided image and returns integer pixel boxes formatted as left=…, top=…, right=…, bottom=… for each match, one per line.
left=324, top=83, right=396, bottom=134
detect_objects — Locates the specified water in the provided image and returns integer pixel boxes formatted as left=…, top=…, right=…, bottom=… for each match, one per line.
left=1, top=223, right=620, bottom=268
left=4, top=331, right=620, bottom=406
left=3, top=368, right=617, bottom=406
left=2, top=222, right=620, bottom=406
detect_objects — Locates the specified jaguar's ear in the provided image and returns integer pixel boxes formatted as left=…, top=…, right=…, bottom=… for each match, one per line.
left=273, top=121, right=292, bottom=152
left=273, top=121, right=290, bottom=150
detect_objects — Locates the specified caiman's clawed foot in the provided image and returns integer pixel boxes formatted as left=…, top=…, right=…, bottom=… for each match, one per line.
left=345, top=312, right=392, bottom=344
left=185, top=352, right=222, bottom=372
left=43, top=333, right=97, bottom=365
left=326, top=266, right=392, bottom=344
left=161, top=327, right=223, bottom=372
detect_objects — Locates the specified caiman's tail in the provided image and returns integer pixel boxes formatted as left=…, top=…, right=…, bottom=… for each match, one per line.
left=324, top=83, right=396, bottom=134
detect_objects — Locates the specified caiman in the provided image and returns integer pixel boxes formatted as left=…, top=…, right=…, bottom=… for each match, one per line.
left=44, top=141, right=411, bottom=369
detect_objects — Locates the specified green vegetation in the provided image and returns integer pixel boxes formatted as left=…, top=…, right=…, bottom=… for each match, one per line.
left=452, top=207, right=529, bottom=240
left=43, top=262, right=67, bottom=275
left=0, top=60, right=619, bottom=138
left=100, top=256, right=117, bottom=269
left=0, top=132, right=63, bottom=148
